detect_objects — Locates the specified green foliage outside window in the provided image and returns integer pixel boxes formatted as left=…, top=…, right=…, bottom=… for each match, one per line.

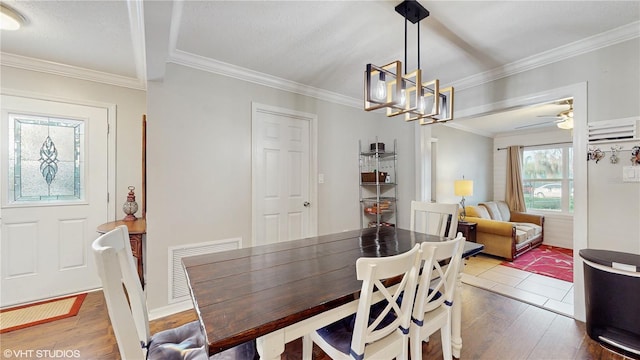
left=522, top=147, right=573, bottom=212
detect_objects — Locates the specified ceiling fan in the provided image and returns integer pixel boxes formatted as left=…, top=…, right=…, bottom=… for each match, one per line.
left=514, top=99, right=574, bottom=130
left=537, top=99, right=574, bottom=129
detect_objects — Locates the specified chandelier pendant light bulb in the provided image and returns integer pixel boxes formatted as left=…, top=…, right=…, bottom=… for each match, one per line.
left=363, top=0, right=454, bottom=125
left=375, top=73, right=387, bottom=100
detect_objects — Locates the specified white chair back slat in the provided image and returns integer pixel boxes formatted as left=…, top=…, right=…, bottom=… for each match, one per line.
left=92, top=225, right=150, bottom=359
left=410, top=201, right=460, bottom=239
left=410, top=234, right=466, bottom=360
left=350, top=244, right=421, bottom=359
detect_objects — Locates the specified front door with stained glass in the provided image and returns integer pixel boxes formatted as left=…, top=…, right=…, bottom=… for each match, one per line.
left=1, top=95, right=109, bottom=307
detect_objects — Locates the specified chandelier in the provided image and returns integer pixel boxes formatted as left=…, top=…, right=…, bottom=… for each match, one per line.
left=364, top=0, right=454, bottom=125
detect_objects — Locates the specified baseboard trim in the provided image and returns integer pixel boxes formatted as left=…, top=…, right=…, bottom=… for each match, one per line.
left=148, top=299, right=194, bottom=321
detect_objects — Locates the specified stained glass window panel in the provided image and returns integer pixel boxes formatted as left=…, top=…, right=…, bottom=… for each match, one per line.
left=8, top=114, right=84, bottom=203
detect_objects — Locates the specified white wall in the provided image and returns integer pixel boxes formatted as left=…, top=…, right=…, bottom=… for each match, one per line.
left=0, top=66, right=146, bottom=219
left=494, top=128, right=574, bottom=249
left=431, top=125, right=494, bottom=206
left=145, top=63, right=416, bottom=310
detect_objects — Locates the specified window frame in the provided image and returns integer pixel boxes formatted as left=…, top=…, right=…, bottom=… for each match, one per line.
left=521, top=144, right=573, bottom=214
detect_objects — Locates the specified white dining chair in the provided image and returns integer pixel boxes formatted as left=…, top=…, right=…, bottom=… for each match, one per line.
left=410, top=201, right=460, bottom=239
left=92, top=225, right=256, bottom=360
left=409, top=234, right=465, bottom=360
left=304, top=244, right=422, bottom=360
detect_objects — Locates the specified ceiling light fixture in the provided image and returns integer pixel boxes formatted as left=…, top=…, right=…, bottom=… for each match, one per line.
left=556, top=100, right=574, bottom=129
left=364, top=0, right=453, bottom=125
left=0, top=3, right=25, bottom=31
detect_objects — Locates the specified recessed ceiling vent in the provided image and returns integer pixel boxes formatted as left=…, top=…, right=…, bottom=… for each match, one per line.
left=588, top=118, right=639, bottom=143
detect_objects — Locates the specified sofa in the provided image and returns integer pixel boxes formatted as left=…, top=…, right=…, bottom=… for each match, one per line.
left=463, top=201, right=544, bottom=261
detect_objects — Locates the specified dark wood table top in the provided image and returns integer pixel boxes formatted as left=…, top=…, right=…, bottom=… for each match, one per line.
left=182, top=226, right=483, bottom=355
left=96, top=218, right=146, bottom=234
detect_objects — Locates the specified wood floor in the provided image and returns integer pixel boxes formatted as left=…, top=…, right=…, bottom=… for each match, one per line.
left=0, top=284, right=630, bottom=359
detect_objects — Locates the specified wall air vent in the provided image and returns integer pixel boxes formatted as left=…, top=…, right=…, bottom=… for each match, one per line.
left=588, top=118, right=639, bottom=143
left=168, top=237, right=241, bottom=303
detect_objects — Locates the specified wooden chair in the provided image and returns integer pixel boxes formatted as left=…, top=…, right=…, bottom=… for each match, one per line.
left=92, top=225, right=256, bottom=360
left=409, top=201, right=459, bottom=239
left=409, top=234, right=465, bottom=360
left=304, top=244, right=422, bottom=360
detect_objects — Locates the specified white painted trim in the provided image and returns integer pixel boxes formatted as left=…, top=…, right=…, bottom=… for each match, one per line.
left=445, top=121, right=494, bottom=138
left=251, top=103, right=319, bottom=247
left=170, top=50, right=361, bottom=108
left=452, top=21, right=640, bottom=91
left=165, top=20, right=637, bottom=113
left=168, top=0, right=183, bottom=54
left=0, top=89, right=118, bottom=221
left=148, top=299, right=194, bottom=321
left=126, top=0, right=147, bottom=84
left=0, top=52, right=145, bottom=90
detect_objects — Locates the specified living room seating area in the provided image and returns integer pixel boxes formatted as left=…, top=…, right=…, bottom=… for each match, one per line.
left=464, top=201, right=544, bottom=261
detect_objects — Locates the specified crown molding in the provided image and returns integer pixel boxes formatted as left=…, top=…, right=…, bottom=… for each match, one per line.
left=168, top=20, right=638, bottom=111
left=0, top=52, right=146, bottom=90
left=127, top=0, right=147, bottom=84
left=452, top=21, right=640, bottom=91
left=168, top=50, right=361, bottom=108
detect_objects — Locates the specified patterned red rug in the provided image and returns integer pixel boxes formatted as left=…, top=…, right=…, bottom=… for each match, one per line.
left=501, top=245, right=573, bottom=282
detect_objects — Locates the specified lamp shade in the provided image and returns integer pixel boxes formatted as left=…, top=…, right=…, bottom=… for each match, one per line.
left=454, top=179, right=473, bottom=197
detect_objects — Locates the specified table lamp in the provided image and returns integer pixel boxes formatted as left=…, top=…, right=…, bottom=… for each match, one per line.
left=454, top=178, right=473, bottom=221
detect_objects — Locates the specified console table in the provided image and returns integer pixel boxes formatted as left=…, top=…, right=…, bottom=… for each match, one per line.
left=97, top=218, right=146, bottom=287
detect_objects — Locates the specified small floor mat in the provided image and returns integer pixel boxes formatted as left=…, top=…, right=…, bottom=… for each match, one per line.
left=0, top=293, right=86, bottom=333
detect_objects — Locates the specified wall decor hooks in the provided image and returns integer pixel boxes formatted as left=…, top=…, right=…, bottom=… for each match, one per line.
left=588, top=147, right=605, bottom=163
left=631, top=145, right=640, bottom=165
left=610, top=145, right=621, bottom=164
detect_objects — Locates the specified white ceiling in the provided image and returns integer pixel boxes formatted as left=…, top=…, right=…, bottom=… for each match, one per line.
left=1, top=0, right=639, bottom=136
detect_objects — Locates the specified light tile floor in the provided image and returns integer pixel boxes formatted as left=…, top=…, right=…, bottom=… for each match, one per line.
left=462, top=254, right=574, bottom=317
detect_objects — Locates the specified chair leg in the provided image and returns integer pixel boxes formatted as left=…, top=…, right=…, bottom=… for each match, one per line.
left=302, top=335, right=313, bottom=360
left=410, top=328, right=423, bottom=360
left=400, top=336, right=409, bottom=360
left=440, top=321, right=453, bottom=360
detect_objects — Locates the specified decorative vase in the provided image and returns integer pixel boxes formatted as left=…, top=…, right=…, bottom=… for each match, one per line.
left=123, top=186, right=138, bottom=221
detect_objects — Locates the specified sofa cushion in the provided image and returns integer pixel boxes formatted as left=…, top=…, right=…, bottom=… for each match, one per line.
left=467, top=205, right=491, bottom=219
left=480, top=202, right=503, bottom=221
left=514, top=223, right=542, bottom=238
left=514, top=229, right=528, bottom=244
left=512, top=223, right=542, bottom=244
left=495, top=201, right=512, bottom=222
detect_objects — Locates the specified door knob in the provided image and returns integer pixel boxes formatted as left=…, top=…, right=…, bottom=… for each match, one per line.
left=303, top=201, right=311, bottom=207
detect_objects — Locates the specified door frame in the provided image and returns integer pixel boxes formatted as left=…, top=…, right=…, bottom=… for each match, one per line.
left=251, top=102, right=318, bottom=246
left=441, top=82, right=588, bottom=321
left=0, top=89, right=117, bottom=221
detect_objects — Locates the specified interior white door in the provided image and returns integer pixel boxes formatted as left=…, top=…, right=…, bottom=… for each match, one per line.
left=252, top=104, right=316, bottom=246
left=0, top=95, right=108, bottom=307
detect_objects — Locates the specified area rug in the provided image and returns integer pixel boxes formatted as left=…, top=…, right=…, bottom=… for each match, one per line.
left=501, top=245, right=573, bottom=282
left=0, top=293, right=86, bottom=333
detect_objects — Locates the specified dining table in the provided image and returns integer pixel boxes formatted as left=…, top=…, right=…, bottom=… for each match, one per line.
left=182, top=226, right=484, bottom=360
